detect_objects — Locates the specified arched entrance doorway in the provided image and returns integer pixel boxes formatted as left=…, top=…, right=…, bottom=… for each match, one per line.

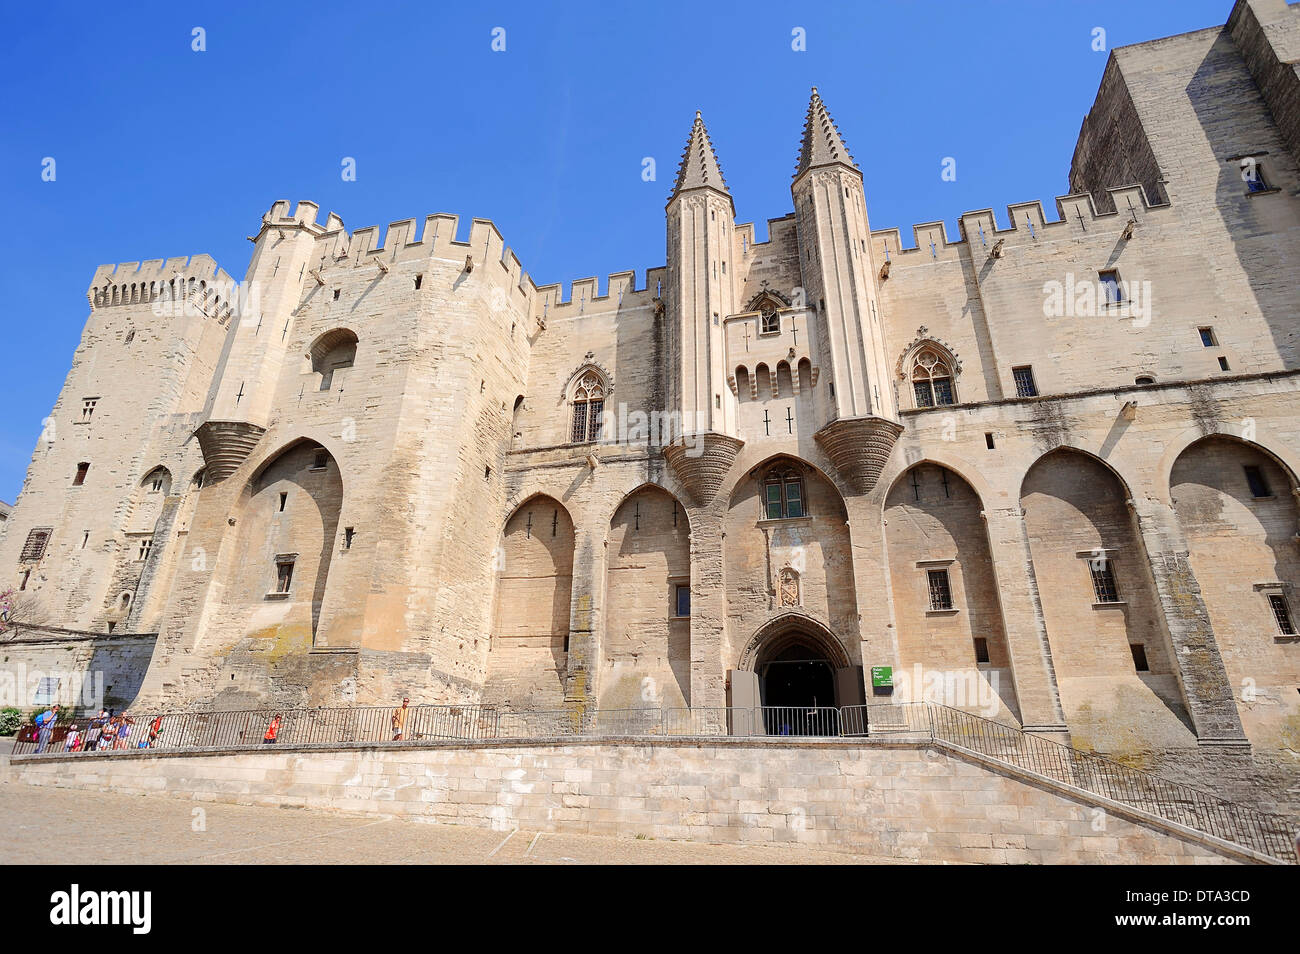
left=729, top=615, right=863, bottom=736
left=757, top=638, right=837, bottom=735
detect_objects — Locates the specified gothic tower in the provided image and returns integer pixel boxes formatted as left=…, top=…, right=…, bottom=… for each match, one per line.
left=792, top=89, right=902, bottom=492
left=662, top=112, right=745, bottom=505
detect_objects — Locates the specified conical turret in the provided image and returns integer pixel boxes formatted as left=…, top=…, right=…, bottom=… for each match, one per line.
left=794, top=87, right=858, bottom=181
left=669, top=111, right=733, bottom=211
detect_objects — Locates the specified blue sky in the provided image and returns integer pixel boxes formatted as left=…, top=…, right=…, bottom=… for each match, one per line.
left=0, top=0, right=1234, bottom=504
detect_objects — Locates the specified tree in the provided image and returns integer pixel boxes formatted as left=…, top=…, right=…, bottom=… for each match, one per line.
left=0, top=588, right=48, bottom=636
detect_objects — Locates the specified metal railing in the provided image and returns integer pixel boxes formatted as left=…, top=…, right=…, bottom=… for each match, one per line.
left=10, top=700, right=1296, bottom=863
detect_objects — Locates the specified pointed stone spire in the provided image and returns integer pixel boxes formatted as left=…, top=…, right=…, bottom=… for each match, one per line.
left=794, top=87, right=858, bottom=180
left=669, top=110, right=731, bottom=206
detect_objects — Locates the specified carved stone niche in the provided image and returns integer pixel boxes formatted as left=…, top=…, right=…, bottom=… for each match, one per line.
left=813, top=416, right=904, bottom=495
left=195, top=420, right=267, bottom=482
left=663, top=432, right=745, bottom=507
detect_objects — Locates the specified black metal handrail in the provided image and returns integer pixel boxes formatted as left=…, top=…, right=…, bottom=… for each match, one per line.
left=10, top=700, right=1296, bottom=863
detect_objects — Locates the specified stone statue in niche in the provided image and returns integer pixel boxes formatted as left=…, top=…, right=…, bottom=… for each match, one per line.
left=778, top=565, right=800, bottom=607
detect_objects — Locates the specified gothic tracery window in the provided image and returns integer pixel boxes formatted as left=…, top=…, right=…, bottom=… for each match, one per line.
left=570, top=372, right=606, bottom=443
left=911, top=347, right=956, bottom=408
left=760, top=303, right=780, bottom=336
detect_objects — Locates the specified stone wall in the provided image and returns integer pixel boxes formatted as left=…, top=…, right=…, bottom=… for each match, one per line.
left=10, top=740, right=1260, bottom=864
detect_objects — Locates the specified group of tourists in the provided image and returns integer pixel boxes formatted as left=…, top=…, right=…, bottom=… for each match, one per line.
left=31, top=706, right=166, bottom=754
left=31, top=697, right=420, bottom=753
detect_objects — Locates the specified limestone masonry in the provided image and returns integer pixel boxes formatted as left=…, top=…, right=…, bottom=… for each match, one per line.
left=4, top=0, right=1299, bottom=815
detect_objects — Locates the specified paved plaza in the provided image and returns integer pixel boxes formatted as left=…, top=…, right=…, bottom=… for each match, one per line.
left=0, top=773, right=907, bottom=865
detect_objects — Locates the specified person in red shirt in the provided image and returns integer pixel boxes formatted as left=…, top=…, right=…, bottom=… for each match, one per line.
left=263, top=714, right=282, bottom=744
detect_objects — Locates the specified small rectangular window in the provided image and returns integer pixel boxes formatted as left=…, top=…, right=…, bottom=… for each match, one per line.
left=1268, top=594, right=1295, bottom=635
left=81, top=398, right=98, bottom=422
left=1244, top=465, right=1271, bottom=498
left=1090, top=558, right=1120, bottom=603
left=73, top=462, right=89, bottom=486
left=332, top=288, right=341, bottom=300
left=34, top=676, right=59, bottom=705
left=984, top=432, right=995, bottom=449
left=1098, top=269, right=1123, bottom=304
left=276, top=561, right=295, bottom=594
left=310, top=450, right=328, bottom=470
left=1130, top=643, right=1150, bottom=672
left=973, top=637, right=990, bottom=664
left=1198, top=327, right=1216, bottom=347
left=20, top=528, right=52, bottom=562
left=344, top=527, right=355, bottom=549
left=414, top=274, right=423, bottom=289
left=927, top=569, right=953, bottom=611
left=278, top=492, right=288, bottom=512
left=1242, top=159, right=1270, bottom=193
left=1012, top=366, right=1038, bottom=398
left=137, top=537, right=153, bottom=562
left=1218, top=356, right=1230, bottom=371
left=674, top=584, right=691, bottom=618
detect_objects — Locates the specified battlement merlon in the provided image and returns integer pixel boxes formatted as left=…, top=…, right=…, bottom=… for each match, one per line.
left=870, top=183, right=1170, bottom=263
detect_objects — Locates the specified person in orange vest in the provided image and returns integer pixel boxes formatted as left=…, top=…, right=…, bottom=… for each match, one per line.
left=263, top=714, right=282, bottom=745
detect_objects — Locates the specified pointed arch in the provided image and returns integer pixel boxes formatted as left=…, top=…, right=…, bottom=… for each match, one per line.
left=486, top=493, right=575, bottom=707
left=226, top=438, right=344, bottom=643
left=601, top=483, right=692, bottom=707
left=885, top=460, right=1019, bottom=721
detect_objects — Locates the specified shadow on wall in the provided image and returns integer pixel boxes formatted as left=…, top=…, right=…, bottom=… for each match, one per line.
left=1188, top=31, right=1300, bottom=367
left=85, top=635, right=158, bottom=713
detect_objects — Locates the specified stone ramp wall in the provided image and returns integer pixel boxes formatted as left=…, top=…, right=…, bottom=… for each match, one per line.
left=10, top=739, right=1261, bottom=864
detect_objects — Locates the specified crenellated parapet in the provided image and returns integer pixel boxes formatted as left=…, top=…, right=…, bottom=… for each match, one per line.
left=871, top=183, right=1170, bottom=266
left=87, top=255, right=239, bottom=324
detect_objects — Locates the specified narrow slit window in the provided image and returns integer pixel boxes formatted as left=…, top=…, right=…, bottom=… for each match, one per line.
left=278, top=492, right=288, bottom=512
left=973, top=637, right=990, bottom=664
left=1130, top=643, right=1150, bottom=672
left=73, top=462, right=89, bottom=486
left=137, top=537, right=153, bottom=562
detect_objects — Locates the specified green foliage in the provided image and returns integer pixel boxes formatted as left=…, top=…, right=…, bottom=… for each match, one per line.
left=0, top=707, right=22, bottom=736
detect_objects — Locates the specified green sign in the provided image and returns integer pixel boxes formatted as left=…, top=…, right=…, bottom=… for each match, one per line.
left=870, top=666, right=893, bottom=688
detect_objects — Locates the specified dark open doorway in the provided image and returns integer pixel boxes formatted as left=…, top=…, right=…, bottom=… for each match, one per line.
left=757, top=640, right=837, bottom=735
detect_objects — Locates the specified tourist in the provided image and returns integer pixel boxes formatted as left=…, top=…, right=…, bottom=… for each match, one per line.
left=114, top=713, right=135, bottom=749
left=392, top=698, right=409, bottom=741
left=63, top=725, right=80, bottom=752
left=146, top=714, right=164, bottom=747
left=33, top=704, right=59, bottom=753
left=84, top=711, right=105, bottom=750
left=263, top=714, right=281, bottom=744
left=98, top=716, right=118, bottom=751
